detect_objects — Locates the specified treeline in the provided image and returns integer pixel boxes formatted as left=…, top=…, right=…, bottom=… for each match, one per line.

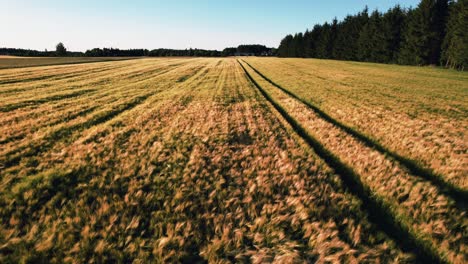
left=0, top=48, right=81, bottom=57
left=1, top=45, right=276, bottom=58
left=0, top=47, right=222, bottom=57
left=278, top=0, right=467, bottom=70
left=149, top=48, right=222, bottom=57
left=223, top=45, right=276, bottom=56
left=86, top=48, right=225, bottom=57
left=85, top=48, right=149, bottom=57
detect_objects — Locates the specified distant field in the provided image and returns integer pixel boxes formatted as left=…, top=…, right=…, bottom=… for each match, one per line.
left=0, top=56, right=140, bottom=69
left=0, top=58, right=466, bottom=263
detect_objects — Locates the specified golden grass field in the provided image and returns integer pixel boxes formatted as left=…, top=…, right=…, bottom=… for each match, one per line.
left=0, top=57, right=466, bottom=263
left=0, top=56, right=139, bottom=69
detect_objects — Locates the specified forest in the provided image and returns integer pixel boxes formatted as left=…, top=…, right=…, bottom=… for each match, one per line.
left=0, top=45, right=275, bottom=58
left=277, top=0, right=467, bottom=70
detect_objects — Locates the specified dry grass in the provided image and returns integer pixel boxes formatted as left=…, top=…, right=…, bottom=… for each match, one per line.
left=0, top=57, right=464, bottom=263
left=240, top=60, right=466, bottom=263
left=244, top=57, right=468, bottom=192
left=0, top=56, right=141, bottom=69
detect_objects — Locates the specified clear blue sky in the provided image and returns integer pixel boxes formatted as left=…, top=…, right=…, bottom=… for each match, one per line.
left=2, top=0, right=420, bottom=51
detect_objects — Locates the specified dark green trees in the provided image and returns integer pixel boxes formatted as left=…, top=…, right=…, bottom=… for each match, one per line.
left=399, top=0, right=449, bottom=65
left=55, top=42, right=67, bottom=56
left=278, top=35, right=294, bottom=57
left=277, top=0, right=465, bottom=69
left=315, top=23, right=332, bottom=59
left=334, top=9, right=369, bottom=61
left=357, top=10, right=388, bottom=62
left=442, top=0, right=468, bottom=70
left=383, top=6, right=407, bottom=63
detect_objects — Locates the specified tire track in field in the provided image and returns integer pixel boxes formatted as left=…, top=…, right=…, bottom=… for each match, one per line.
left=0, top=58, right=193, bottom=120
left=0, top=58, right=153, bottom=86
left=0, top=57, right=142, bottom=71
left=0, top=59, right=188, bottom=102
left=0, top=62, right=186, bottom=143
left=0, top=106, right=99, bottom=145
left=0, top=60, right=208, bottom=152
left=1, top=93, right=153, bottom=169
left=0, top=59, right=195, bottom=124
left=0, top=89, right=97, bottom=112
left=0, top=64, right=172, bottom=111
left=0, top=62, right=130, bottom=86
left=0, top=60, right=148, bottom=85
left=229, top=63, right=356, bottom=259
left=239, top=61, right=425, bottom=260
left=242, top=60, right=467, bottom=204
left=233, top=61, right=416, bottom=262
left=0, top=60, right=221, bottom=229
left=239, top=60, right=466, bottom=264
left=0, top=59, right=188, bottom=98
left=0, top=60, right=214, bottom=174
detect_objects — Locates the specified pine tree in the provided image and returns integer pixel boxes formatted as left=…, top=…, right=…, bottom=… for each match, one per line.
left=329, top=18, right=339, bottom=59
left=334, top=8, right=369, bottom=61
left=430, top=0, right=450, bottom=64
left=293, top=33, right=305, bottom=57
left=383, top=5, right=407, bottom=63
left=315, top=23, right=331, bottom=59
left=306, top=24, right=323, bottom=58
left=278, top=35, right=293, bottom=57
left=442, top=0, right=468, bottom=70
left=288, top=34, right=298, bottom=57
left=276, top=0, right=461, bottom=69
left=358, top=10, right=388, bottom=62
left=303, top=30, right=312, bottom=58
left=399, top=0, right=449, bottom=65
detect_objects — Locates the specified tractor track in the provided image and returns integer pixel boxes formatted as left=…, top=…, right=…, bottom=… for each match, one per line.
left=239, top=59, right=466, bottom=264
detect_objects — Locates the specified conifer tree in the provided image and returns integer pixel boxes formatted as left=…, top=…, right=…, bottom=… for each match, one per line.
left=399, top=0, right=449, bottom=65
left=305, top=25, right=323, bottom=58
left=293, top=33, right=305, bottom=57
left=276, top=0, right=464, bottom=69
left=383, top=5, right=407, bottom=63
left=278, top=35, right=293, bottom=57
left=358, top=10, right=388, bottom=62
left=334, top=8, right=369, bottom=61
left=329, top=18, right=339, bottom=59
left=442, top=0, right=467, bottom=70
left=315, top=23, right=331, bottom=59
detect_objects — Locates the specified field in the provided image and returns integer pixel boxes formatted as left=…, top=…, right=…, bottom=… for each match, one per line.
left=0, top=57, right=466, bottom=263
left=0, top=56, right=140, bottom=69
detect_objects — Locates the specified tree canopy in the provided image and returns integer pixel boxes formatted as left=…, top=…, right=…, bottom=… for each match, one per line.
left=55, top=42, right=67, bottom=56
left=278, top=0, right=466, bottom=70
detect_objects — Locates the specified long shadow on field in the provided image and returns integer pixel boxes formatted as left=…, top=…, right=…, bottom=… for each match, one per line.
left=240, top=60, right=467, bottom=207
left=238, top=60, right=444, bottom=264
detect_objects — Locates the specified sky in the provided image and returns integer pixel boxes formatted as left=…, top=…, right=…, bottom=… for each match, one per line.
left=1, top=0, right=420, bottom=52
